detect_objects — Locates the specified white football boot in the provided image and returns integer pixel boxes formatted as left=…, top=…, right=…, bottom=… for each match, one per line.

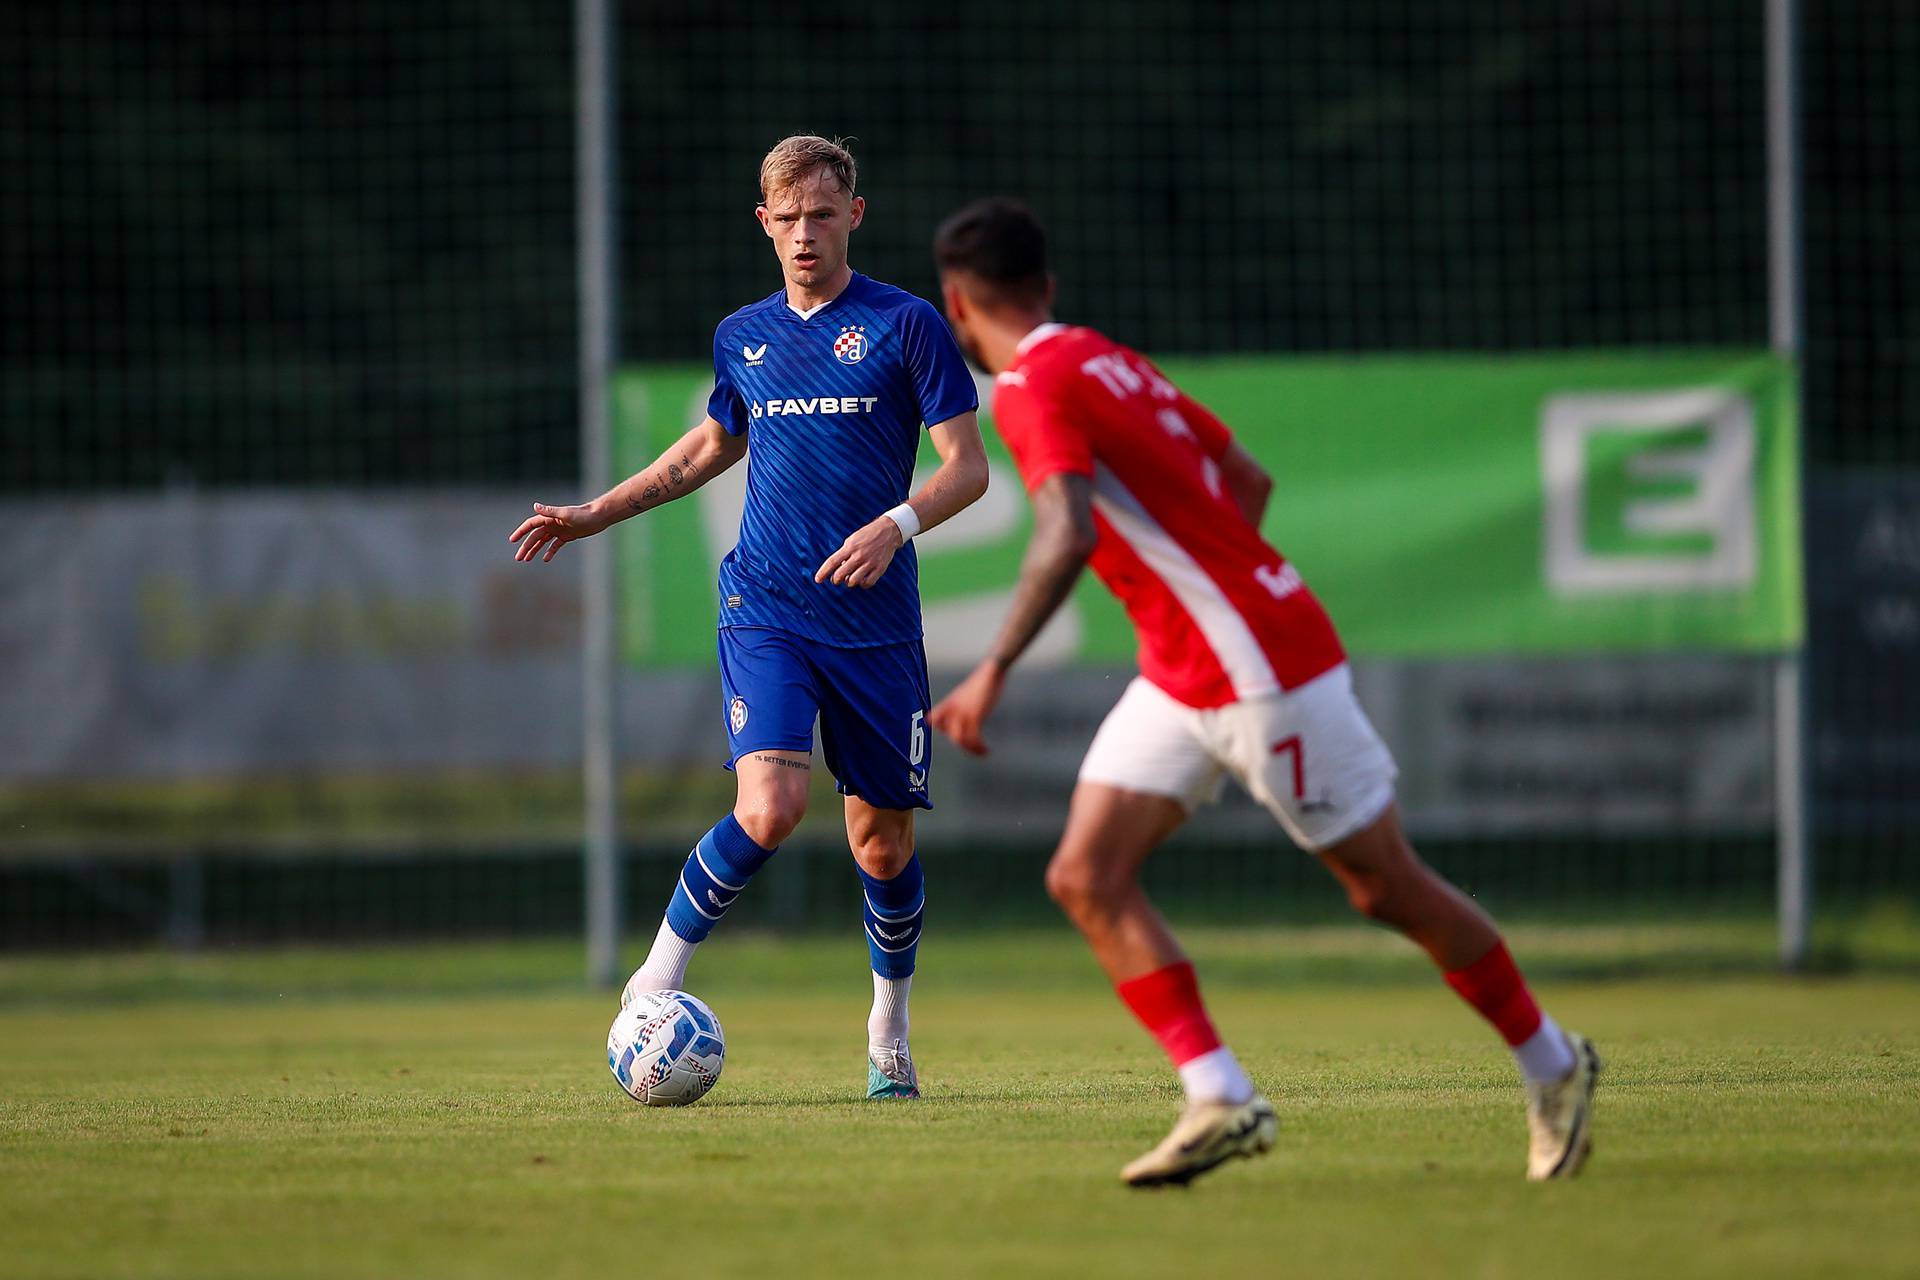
left=1526, top=1032, right=1603, bottom=1180
left=1121, top=1094, right=1278, bottom=1188
left=867, top=1040, right=920, bottom=1100
left=619, top=966, right=663, bottom=1010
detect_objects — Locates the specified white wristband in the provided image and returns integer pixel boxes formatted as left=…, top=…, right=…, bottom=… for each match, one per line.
left=883, top=502, right=922, bottom=541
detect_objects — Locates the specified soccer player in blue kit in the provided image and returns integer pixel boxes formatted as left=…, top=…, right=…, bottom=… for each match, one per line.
left=510, top=136, right=988, bottom=1098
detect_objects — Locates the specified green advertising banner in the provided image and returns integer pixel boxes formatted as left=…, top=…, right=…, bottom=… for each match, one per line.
left=614, top=350, right=1800, bottom=667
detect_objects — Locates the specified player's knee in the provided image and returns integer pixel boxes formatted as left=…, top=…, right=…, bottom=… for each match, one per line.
left=849, top=828, right=912, bottom=879
left=735, top=792, right=807, bottom=848
left=1342, top=875, right=1387, bottom=922
left=1045, top=852, right=1118, bottom=917
left=1341, top=870, right=1412, bottom=927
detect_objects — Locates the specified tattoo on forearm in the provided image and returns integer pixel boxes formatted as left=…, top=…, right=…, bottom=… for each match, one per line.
left=629, top=454, right=701, bottom=512
left=990, top=532, right=1089, bottom=668
left=752, top=754, right=811, bottom=771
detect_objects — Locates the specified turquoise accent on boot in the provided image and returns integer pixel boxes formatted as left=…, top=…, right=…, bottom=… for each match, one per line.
left=866, top=1049, right=919, bottom=1100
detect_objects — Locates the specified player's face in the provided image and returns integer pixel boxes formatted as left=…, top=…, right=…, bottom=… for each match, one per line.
left=756, top=170, right=864, bottom=293
left=940, top=275, right=989, bottom=369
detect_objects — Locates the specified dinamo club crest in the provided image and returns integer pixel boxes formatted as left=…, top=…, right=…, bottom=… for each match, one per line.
left=833, top=325, right=869, bottom=365
left=729, top=697, right=749, bottom=733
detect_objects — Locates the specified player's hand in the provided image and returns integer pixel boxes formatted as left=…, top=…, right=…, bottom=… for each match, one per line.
left=509, top=501, right=610, bottom=563
left=815, top=516, right=904, bottom=588
left=930, top=660, right=1005, bottom=757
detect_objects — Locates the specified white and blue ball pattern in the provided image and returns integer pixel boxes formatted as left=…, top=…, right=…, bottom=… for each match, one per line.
left=607, top=989, right=726, bottom=1106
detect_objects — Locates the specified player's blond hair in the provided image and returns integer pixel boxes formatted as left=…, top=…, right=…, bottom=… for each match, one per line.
left=759, top=135, right=857, bottom=203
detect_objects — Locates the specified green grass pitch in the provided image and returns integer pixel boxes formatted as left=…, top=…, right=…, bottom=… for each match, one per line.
left=2, top=926, right=1917, bottom=1279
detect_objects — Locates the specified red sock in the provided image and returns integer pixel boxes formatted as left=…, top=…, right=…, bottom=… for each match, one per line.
left=1443, top=940, right=1544, bottom=1047
left=1115, top=961, right=1223, bottom=1067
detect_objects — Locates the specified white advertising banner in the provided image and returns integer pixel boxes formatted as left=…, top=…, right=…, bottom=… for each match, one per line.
left=0, top=493, right=1774, bottom=852
left=1, top=490, right=586, bottom=780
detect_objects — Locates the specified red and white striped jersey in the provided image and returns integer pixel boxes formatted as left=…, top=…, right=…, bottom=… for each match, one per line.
left=993, top=323, right=1345, bottom=709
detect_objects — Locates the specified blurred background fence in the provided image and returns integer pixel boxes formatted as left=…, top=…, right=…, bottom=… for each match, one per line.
left=3, top=2, right=1915, bottom=958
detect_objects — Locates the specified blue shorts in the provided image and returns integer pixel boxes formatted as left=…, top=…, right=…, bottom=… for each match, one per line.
left=716, top=627, right=932, bottom=812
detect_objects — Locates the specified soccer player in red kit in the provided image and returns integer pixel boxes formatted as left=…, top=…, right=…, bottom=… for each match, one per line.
left=927, top=198, right=1601, bottom=1188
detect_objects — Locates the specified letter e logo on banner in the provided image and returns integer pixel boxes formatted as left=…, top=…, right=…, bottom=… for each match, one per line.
left=1540, top=389, right=1758, bottom=595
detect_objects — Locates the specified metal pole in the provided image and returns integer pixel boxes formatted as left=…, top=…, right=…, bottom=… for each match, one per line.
left=1768, top=0, right=1802, bottom=356
left=1766, top=0, right=1810, bottom=970
left=578, top=0, right=622, bottom=987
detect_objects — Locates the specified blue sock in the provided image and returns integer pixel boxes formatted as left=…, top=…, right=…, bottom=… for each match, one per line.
left=859, top=854, right=925, bottom=979
left=664, top=814, right=777, bottom=943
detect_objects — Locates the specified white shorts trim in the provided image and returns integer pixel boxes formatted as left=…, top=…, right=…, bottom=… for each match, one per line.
left=1076, top=665, right=1399, bottom=852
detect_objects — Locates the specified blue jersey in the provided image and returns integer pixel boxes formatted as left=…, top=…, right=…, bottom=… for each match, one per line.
left=706, top=272, right=978, bottom=648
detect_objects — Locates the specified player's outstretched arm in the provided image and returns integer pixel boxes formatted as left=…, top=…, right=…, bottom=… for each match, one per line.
left=509, top=416, right=745, bottom=563
left=814, top=411, right=990, bottom=588
left=930, top=472, right=1097, bottom=756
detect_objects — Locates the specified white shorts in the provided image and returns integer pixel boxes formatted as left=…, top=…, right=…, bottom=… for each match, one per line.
left=1077, top=665, right=1398, bottom=851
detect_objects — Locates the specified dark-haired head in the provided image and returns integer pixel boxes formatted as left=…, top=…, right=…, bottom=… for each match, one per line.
left=933, top=198, right=1052, bottom=307
left=933, top=198, right=1057, bottom=372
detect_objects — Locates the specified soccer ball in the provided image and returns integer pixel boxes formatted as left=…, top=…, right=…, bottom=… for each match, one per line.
left=607, top=989, right=726, bottom=1106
